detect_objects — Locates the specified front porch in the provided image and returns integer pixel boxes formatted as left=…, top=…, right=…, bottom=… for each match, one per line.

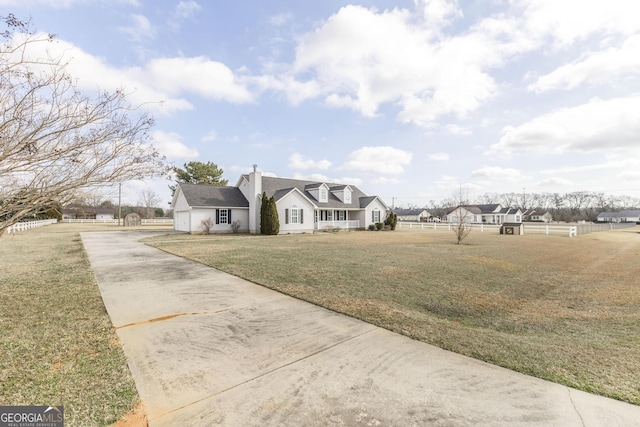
left=314, top=209, right=360, bottom=230
left=316, top=220, right=360, bottom=230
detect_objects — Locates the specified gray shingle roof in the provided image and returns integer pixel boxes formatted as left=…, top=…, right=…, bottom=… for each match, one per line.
left=258, top=176, right=380, bottom=209
left=178, top=183, right=249, bottom=208
left=394, top=208, right=427, bottom=216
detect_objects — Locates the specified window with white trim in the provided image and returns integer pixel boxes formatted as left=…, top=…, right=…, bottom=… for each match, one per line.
left=372, top=209, right=380, bottom=223
left=290, top=205, right=299, bottom=224
left=217, top=209, right=230, bottom=224
left=344, top=190, right=351, bottom=203
left=319, top=187, right=328, bottom=202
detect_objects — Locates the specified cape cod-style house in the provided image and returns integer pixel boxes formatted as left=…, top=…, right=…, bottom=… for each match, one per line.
left=446, top=204, right=523, bottom=224
left=171, top=166, right=389, bottom=234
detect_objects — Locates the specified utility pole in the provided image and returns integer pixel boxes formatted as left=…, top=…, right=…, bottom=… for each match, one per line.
left=118, top=182, right=122, bottom=227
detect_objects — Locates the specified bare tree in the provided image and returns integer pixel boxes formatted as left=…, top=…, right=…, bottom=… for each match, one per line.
left=450, top=187, right=473, bottom=244
left=139, top=189, right=161, bottom=219
left=0, top=15, right=168, bottom=236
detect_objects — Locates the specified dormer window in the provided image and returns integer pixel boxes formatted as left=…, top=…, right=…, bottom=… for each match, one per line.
left=344, top=190, right=351, bottom=203
left=319, top=187, right=328, bottom=202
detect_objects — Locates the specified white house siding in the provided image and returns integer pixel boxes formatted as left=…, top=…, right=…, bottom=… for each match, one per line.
left=447, top=207, right=479, bottom=224
left=189, top=208, right=249, bottom=233
left=172, top=190, right=191, bottom=232
left=277, top=191, right=315, bottom=234
left=174, top=211, right=190, bottom=232
left=364, top=199, right=388, bottom=229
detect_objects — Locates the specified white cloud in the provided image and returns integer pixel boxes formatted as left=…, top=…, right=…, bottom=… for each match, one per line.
left=291, top=173, right=363, bottom=186
left=519, top=0, right=640, bottom=49
left=175, top=1, right=201, bottom=20
left=536, top=177, right=573, bottom=188
left=288, top=153, right=331, bottom=170
left=492, top=96, right=640, bottom=155
left=0, top=0, right=140, bottom=7
left=343, top=146, right=412, bottom=174
left=371, top=176, right=400, bottom=184
left=201, top=130, right=217, bottom=142
left=152, top=131, right=199, bottom=159
left=471, top=166, right=525, bottom=181
left=446, top=124, right=472, bottom=136
left=428, top=152, right=449, bottom=161
left=529, top=35, right=640, bottom=92
left=287, top=4, right=500, bottom=125
left=270, top=12, right=293, bottom=26
left=143, top=57, right=254, bottom=103
left=119, top=14, right=156, bottom=42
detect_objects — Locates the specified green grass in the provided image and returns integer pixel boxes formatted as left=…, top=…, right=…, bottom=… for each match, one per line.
left=0, top=223, right=170, bottom=427
left=145, top=227, right=640, bottom=405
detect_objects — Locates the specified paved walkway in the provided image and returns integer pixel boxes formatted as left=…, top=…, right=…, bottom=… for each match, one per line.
left=81, top=231, right=640, bottom=427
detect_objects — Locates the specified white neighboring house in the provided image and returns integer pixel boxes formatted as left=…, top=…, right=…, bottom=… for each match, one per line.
left=447, top=204, right=522, bottom=224
left=62, top=207, right=114, bottom=220
left=394, top=208, right=430, bottom=222
left=171, top=167, right=389, bottom=234
left=597, top=210, right=640, bottom=223
left=523, top=209, right=553, bottom=223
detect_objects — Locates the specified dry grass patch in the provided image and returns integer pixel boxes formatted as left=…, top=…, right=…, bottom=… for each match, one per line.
left=145, top=227, right=640, bottom=405
left=0, top=223, right=171, bottom=426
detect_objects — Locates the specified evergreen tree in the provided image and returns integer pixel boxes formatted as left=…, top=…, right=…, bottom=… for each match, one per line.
left=260, top=192, right=268, bottom=234
left=268, top=196, right=280, bottom=235
left=260, top=193, right=279, bottom=235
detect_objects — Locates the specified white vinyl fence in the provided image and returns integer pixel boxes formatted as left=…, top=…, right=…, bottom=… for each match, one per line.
left=61, top=218, right=174, bottom=224
left=6, top=219, right=58, bottom=234
left=397, top=221, right=634, bottom=237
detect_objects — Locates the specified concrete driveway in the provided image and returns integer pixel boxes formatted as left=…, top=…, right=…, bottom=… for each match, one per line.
left=81, top=231, right=640, bottom=426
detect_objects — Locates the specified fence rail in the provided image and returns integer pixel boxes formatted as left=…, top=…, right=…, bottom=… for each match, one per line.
left=61, top=218, right=174, bottom=224
left=397, top=221, right=635, bottom=237
left=6, top=219, right=58, bottom=234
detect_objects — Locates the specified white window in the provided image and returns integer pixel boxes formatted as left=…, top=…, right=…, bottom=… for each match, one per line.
left=290, top=205, right=299, bottom=224
left=338, top=210, right=346, bottom=221
left=372, top=209, right=380, bottom=223
left=326, top=210, right=333, bottom=221
left=217, top=209, right=230, bottom=224
left=344, top=190, right=351, bottom=203
left=319, top=188, right=328, bottom=202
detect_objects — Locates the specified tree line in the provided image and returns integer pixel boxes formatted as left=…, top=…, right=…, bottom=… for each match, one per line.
left=416, top=191, right=640, bottom=222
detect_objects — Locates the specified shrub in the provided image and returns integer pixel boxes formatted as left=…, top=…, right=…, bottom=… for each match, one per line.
left=385, top=211, right=398, bottom=230
left=231, top=220, right=241, bottom=233
left=368, top=224, right=376, bottom=231
left=375, top=222, right=384, bottom=230
left=201, top=217, right=213, bottom=234
left=260, top=193, right=279, bottom=235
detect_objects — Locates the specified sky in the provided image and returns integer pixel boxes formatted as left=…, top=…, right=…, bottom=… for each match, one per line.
left=2, top=0, right=640, bottom=208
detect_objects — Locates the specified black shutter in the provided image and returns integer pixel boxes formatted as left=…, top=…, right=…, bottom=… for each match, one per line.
left=300, top=209, right=304, bottom=224
left=216, top=209, right=220, bottom=224
left=228, top=209, right=232, bottom=224
left=285, top=209, right=289, bottom=224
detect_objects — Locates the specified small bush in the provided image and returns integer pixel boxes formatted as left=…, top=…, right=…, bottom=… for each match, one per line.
left=201, top=217, right=214, bottom=234
left=375, top=222, right=384, bottom=230
left=231, top=220, right=241, bottom=233
left=368, top=224, right=376, bottom=231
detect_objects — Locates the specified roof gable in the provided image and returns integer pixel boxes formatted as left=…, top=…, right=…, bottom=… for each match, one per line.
left=177, top=183, right=249, bottom=208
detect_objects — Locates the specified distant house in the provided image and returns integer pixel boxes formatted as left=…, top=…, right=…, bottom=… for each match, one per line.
left=522, top=208, right=553, bottom=223
left=62, top=207, right=114, bottom=220
left=597, top=210, right=640, bottom=223
left=447, top=204, right=522, bottom=224
left=171, top=167, right=389, bottom=234
left=394, top=208, right=430, bottom=222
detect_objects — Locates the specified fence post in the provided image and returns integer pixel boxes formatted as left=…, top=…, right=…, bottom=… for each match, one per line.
left=569, top=226, right=577, bottom=237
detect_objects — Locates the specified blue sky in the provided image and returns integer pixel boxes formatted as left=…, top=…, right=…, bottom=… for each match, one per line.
left=3, top=0, right=640, bottom=207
